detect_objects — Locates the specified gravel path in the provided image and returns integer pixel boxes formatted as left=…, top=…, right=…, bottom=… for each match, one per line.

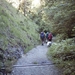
left=11, top=44, right=62, bottom=75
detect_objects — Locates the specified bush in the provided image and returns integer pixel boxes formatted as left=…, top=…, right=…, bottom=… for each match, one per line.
left=55, top=34, right=68, bottom=42
left=47, top=38, right=75, bottom=75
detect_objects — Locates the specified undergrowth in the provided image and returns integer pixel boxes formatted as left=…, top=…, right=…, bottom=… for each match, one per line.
left=0, top=0, right=39, bottom=72
left=47, top=38, right=75, bottom=75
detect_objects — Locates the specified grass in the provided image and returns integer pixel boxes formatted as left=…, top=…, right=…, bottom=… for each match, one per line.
left=0, top=0, right=39, bottom=50
left=0, top=0, right=40, bottom=71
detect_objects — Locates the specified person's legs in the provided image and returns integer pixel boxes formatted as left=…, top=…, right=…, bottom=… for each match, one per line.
left=41, top=38, right=44, bottom=45
left=42, top=39, right=44, bottom=45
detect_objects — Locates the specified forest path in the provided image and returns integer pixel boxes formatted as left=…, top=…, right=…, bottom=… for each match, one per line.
left=11, top=44, right=62, bottom=75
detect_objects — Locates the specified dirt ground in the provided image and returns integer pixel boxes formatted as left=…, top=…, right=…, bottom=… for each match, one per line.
left=11, top=44, right=62, bottom=75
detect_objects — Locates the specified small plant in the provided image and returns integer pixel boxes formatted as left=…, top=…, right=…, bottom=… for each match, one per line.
left=33, top=62, right=38, bottom=64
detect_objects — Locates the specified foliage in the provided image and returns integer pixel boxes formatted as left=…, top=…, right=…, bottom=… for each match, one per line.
left=16, top=0, right=75, bottom=38
left=0, top=0, right=39, bottom=69
left=0, top=0, right=75, bottom=74
left=13, top=0, right=75, bottom=74
left=47, top=38, right=75, bottom=75
left=0, top=0, right=39, bottom=50
left=55, top=34, right=68, bottom=42
left=27, top=0, right=75, bottom=38
left=17, top=0, right=31, bottom=16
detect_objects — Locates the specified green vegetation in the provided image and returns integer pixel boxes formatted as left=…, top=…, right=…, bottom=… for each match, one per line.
left=0, top=0, right=39, bottom=71
left=42, top=0, right=75, bottom=75
left=28, top=0, right=75, bottom=74
left=28, top=0, right=75, bottom=38
left=0, top=0, right=39, bottom=51
left=33, top=62, right=38, bottom=64
left=47, top=38, right=75, bottom=75
left=0, top=0, right=75, bottom=74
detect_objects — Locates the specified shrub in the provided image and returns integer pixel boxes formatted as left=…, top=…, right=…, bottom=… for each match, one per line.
left=47, top=38, right=75, bottom=75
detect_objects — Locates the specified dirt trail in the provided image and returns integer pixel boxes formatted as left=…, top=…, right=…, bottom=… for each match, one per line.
left=11, top=44, right=62, bottom=75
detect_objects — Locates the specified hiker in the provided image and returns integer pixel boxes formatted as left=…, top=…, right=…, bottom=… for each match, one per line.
left=40, top=31, right=45, bottom=45
left=45, top=32, right=49, bottom=43
left=46, top=32, right=53, bottom=47
left=48, top=32, right=53, bottom=41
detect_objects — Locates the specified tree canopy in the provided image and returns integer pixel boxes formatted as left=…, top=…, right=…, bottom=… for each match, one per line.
left=18, top=0, right=75, bottom=38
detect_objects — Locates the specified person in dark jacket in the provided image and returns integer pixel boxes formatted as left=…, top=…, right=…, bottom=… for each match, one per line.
left=46, top=32, right=49, bottom=43
left=40, top=31, right=45, bottom=45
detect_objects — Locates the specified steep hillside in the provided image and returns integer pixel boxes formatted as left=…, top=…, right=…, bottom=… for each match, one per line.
left=0, top=0, right=39, bottom=69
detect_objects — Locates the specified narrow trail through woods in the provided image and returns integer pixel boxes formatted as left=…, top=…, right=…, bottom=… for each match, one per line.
left=11, top=44, right=62, bottom=75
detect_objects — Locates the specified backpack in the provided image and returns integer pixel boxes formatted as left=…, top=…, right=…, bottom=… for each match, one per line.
left=46, top=32, right=49, bottom=39
left=48, top=33, right=52, bottom=41
left=40, top=32, right=45, bottom=39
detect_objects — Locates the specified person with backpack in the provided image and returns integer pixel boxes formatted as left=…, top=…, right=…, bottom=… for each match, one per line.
left=46, top=32, right=49, bottom=43
left=40, top=31, right=45, bottom=45
left=48, top=32, right=53, bottom=41
left=46, top=32, right=53, bottom=47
